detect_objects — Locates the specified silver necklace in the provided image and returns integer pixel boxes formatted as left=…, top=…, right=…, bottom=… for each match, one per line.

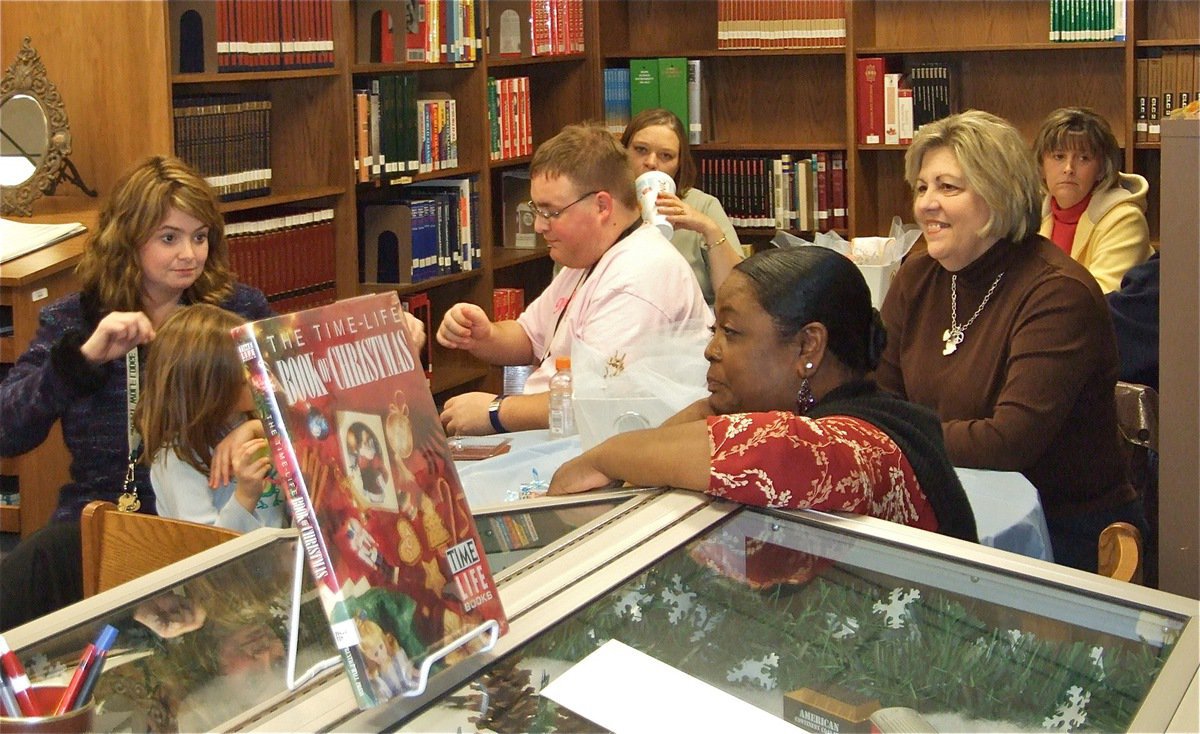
left=943, top=272, right=1004, bottom=355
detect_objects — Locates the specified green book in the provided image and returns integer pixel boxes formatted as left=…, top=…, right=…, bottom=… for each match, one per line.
left=629, top=58, right=659, bottom=116
left=657, top=57, right=689, bottom=133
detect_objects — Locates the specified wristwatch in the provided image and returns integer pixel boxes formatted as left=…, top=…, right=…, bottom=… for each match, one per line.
left=488, top=396, right=507, bottom=434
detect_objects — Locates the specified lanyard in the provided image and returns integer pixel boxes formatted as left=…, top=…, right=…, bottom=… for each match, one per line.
left=119, top=346, right=143, bottom=512
left=543, top=218, right=642, bottom=361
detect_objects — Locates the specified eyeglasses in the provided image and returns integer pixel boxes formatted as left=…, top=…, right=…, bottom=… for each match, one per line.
left=526, top=191, right=600, bottom=221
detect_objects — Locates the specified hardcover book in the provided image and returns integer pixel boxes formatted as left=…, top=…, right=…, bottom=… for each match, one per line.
left=233, top=292, right=508, bottom=708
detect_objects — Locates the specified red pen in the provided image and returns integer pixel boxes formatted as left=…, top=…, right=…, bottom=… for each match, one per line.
left=0, top=634, right=38, bottom=717
left=53, top=625, right=118, bottom=716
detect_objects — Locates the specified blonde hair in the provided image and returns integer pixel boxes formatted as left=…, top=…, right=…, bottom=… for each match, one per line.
left=75, top=155, right=235, bottom=312
left=136, top=304, right=248, bottom=474
left=531, top=122, right=638, bottom=209
left=355, top=617, right=399, bottom=672
left=1032, top=106, right=1122, bottom=191
left=905, top=110, right=1041, bottom=243
left=620, top=108, right=696, bottom=195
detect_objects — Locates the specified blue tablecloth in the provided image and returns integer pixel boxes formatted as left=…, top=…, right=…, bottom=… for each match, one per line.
left=455, top=432, right=1053, bottom=562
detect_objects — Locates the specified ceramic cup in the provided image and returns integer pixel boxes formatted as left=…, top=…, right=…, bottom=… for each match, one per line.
left=0, top=685, right=95, bottom=734
left=635, top=170, right=676, bottom=237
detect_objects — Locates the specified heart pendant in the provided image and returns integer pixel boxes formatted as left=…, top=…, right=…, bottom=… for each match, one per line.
left=942, top=329, right=952, bottom=342
left=943, top=340, right=957, bottom=356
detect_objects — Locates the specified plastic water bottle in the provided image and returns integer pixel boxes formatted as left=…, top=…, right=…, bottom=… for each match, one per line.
left=548, top=356, right=576, bottom=439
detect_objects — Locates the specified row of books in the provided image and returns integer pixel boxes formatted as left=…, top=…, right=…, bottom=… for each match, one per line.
left=492, top=287, right=526, bottom=321
left=174, top=94, right=272, bottom=202
left=605, top=60, right=709, bottom=143
left=698, top=151, right=847, bottom=233
left=488, top=0, right=584, bottom=58
left=353, top=79, right=459, bottom=182
left=210, top=0, right=334, bottom=71
left=717, top=0, right=847, bottom=49
left=1136, top=50, right=1198, bottom=143
left=360, top=177, right=481, bottom=284
left=226, top=207, right=336, bottom=314
left=488, top=76, right=533, bottom=161
left=388, top=0, right=479, bottom=63
left=1049, top=0, right=1126, bottom=42
left=856, top=59, right=957, bottom=145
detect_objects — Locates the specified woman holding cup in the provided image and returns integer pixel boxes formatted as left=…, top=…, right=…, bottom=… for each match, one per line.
left=622, top=108, right=743, bottom=305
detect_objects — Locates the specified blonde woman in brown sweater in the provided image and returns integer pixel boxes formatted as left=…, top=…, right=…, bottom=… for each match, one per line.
left=876, top=110, right=1146, bottom=573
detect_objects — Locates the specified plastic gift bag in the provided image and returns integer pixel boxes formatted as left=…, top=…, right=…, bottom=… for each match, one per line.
left=771, top=217, right=921, bottom=308
left=571, top=324, right=710, bottom=451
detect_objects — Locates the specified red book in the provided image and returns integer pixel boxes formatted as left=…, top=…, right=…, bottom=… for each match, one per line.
left=233, top=293, right=508, bottom=709
left=856, top=57, right=885, bottom=145
left=831, top=150, right=846, bottom=230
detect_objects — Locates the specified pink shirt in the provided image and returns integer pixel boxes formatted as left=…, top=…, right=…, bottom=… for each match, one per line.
left=516, top=223, right=710, bottom=392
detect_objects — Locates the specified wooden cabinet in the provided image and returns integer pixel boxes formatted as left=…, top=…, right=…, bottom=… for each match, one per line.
left=0, top=203, right=98, bottom=537
left=590, top=0, right=1198, bottom=244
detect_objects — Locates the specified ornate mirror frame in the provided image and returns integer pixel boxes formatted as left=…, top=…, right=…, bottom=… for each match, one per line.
left=1, top=37, right=72, bottom=217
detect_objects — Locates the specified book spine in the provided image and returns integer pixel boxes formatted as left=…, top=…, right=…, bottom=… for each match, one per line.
left=856, top=57, right=884, bottom=144
left=232, top=329, right=377, bottom=709
left=658, top=57, right=689, bottom=136
left=629, top=58, right=660, bottom=117
left=687, top=59, right=702, bottom=144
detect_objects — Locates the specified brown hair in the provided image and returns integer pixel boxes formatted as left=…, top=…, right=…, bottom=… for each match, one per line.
left=620, top=108, right=697, bottom=196
left=530, top=122, right=638, bottom=209
left=75, top=155, right=235, bottom=312
left=905, top=110, right=1041, bottom=243
left=1032, top=106, right=1122, bottom=192
left=136, top=303, right=248, bottom=474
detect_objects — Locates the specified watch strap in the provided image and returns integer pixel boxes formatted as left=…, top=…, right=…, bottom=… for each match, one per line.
left=488, top=396, right=507, bottom=433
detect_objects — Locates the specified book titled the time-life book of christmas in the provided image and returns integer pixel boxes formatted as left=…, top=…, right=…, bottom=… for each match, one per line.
left=232, top=292, right=508, bottom=709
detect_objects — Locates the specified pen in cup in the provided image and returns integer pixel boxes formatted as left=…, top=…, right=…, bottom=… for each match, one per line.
left=0, top=668, right=21, bottom=717
left=0, top=634, right=38, bottom=716
left=72, top=626, right=118, bottom=711
left=53, top=625, right=118, bottom=715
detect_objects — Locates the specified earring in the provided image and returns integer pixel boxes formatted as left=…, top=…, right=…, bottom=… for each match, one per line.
left=795, top=378, right=815, bottom=415
left=795, top=362, right=816, bottom=415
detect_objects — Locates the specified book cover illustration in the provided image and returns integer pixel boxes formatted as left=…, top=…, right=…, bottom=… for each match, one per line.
left=233, top=292, right=507, bottom=708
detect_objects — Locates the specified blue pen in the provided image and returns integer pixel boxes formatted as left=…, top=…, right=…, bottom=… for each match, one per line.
left=68, top=625, right=118, bottom=712
left=0, top=669, right=21, bottom=717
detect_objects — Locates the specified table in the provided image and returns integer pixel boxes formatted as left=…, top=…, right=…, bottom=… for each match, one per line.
left=455, top=432, right=1054, bottom=562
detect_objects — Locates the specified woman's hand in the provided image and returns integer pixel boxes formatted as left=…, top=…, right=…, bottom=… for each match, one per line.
left=210, top=419, right=264, bottom=488
left=133, top=592, right=207, bottom=638
left=80, top=311, right=156, bottom=365
left=548, top=453, right=622, bottom=495
left=657, top=191, right=724, bottom=242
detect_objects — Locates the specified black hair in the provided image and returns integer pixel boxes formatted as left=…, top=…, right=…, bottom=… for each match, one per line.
left=734, top=247, right=887, bottom=373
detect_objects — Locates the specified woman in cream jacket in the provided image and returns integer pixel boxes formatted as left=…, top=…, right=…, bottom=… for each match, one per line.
left=1034, top=107, right=1151, bottom=293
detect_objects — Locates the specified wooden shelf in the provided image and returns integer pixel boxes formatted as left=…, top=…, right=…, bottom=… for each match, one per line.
left=493, top=247, right=551, bottom=270
left=487, top=53, right=587, bottom=68
left=350, top=61, right=478, bottom=74
left=0, top=338, right=13, bottom=363
left=360, top=269, right=484, bottom=297
left=218, top=186, right=346, bottom=214
left=857, top=42, right=1124, bottom=54
left=603, top=48, right=844, bottom=60
left=430, top=364, right=490, bottom=396
left=171, top=67, right=341, bottom=84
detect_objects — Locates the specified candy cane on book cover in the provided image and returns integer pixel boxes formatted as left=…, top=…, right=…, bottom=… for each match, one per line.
left=233, top=292, right=507, bottom=708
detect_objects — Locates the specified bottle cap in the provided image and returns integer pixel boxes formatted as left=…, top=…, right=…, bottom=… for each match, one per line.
left=555, top=356, right=571, bottom=371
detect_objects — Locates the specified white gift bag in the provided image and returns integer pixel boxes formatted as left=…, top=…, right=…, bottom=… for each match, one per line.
left=571, top=326, right=710, bottom=451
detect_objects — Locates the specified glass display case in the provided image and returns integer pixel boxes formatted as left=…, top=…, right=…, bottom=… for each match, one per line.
left=5, top=492, right=1197, bottom=733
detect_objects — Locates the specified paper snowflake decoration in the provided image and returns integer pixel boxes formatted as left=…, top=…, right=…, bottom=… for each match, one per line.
left=872, top=587, right=921, bottom=629
left=660, top=574, right=697, bottom=624
left=726, top=652, right=780, bottom=689
left=689, top=603, right=726, bottom=642
left=1043, top=685, right=1091, bottom=730
left=1089, top=646, right=1107, bottom=680
left=824, top=612, right=860, bottom=640
left=613, top=586, right=652, bottom=622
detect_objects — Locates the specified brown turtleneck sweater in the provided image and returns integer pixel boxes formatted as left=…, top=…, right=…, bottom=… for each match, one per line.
left=876, top=234, right=1134, bottom=519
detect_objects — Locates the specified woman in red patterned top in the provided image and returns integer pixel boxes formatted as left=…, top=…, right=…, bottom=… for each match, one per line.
left=549, top=246, right=977, bottom=541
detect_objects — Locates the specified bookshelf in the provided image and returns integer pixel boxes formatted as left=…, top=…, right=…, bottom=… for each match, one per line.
left=591, top=0, right=1198, bottom=246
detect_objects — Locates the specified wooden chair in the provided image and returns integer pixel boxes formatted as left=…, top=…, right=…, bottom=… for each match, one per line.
left=1098, top=521, right=1142, bottom=584
left=1114, top=381, right=1159, bottom=585
left=80, top=500, right=240, bottom=597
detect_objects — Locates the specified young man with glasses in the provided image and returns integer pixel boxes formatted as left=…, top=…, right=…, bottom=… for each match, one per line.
left=437, top=123, right=709, bottom=435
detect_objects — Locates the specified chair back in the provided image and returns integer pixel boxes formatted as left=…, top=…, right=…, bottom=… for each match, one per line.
left=1113, top=381, right=1158, bottom=585
left=1098, top=521, right=1142, bottom=584
left=80, top=500, right=240, bottom=597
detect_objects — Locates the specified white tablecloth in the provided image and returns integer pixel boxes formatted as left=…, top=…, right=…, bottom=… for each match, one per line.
left=455, top=432, right=1053, bottom=562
